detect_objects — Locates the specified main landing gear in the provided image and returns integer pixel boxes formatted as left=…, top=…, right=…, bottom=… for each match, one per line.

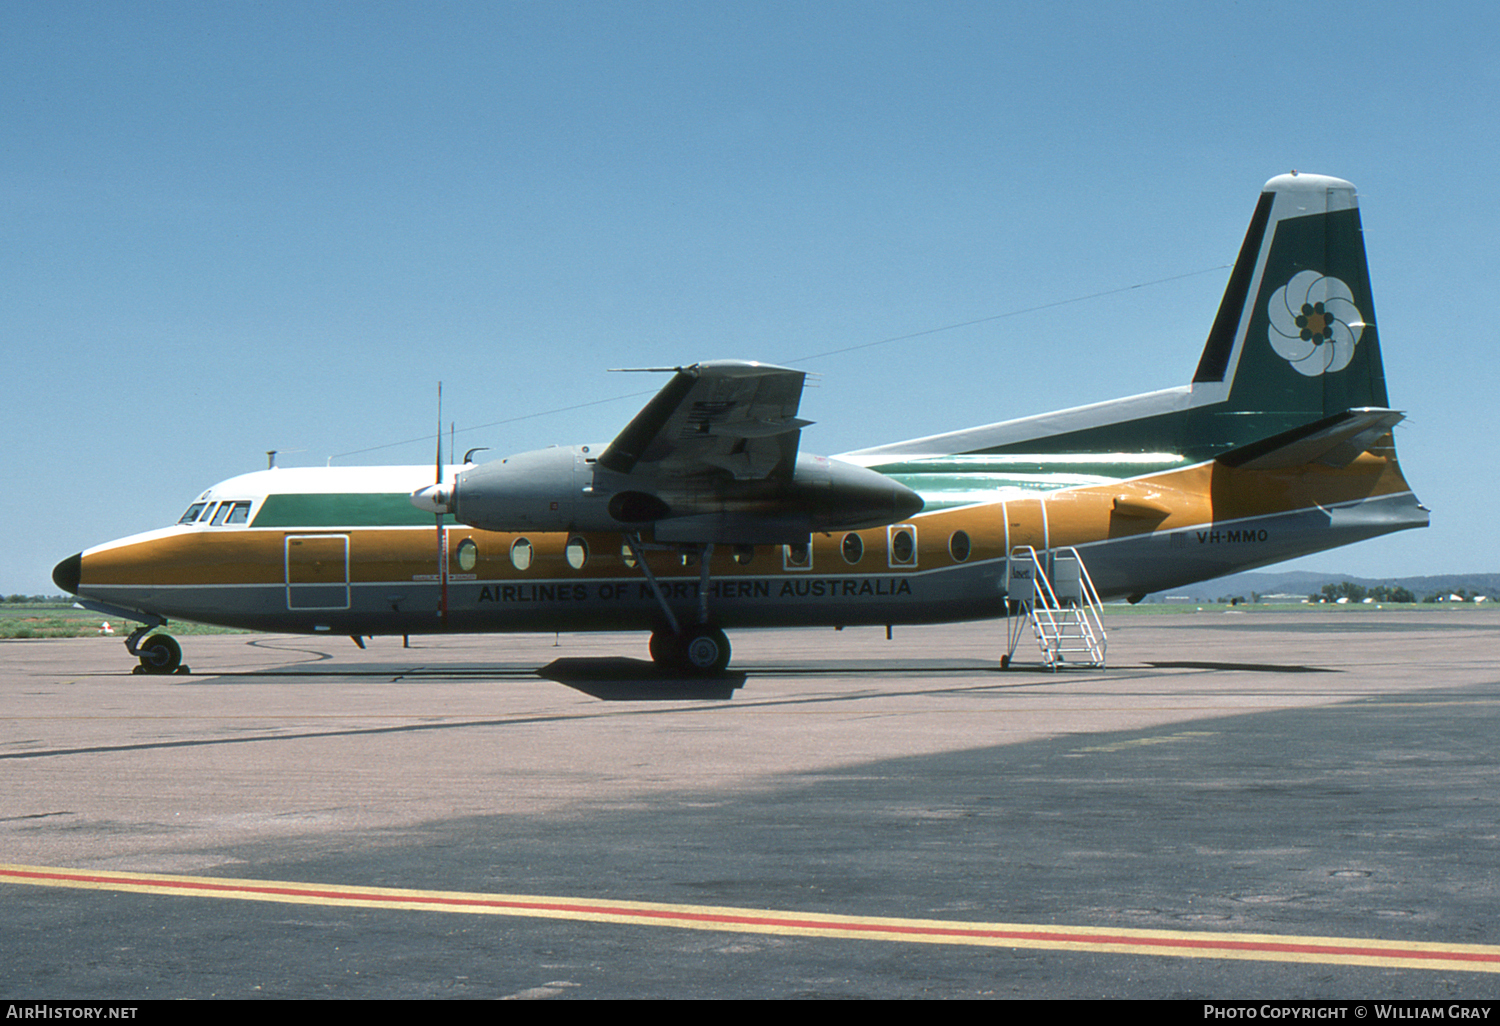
left=125, top=624, right=189, bottom=675
left=650, top=624, right=732, bottom=676
left=625, top=532, right=732, bottom=677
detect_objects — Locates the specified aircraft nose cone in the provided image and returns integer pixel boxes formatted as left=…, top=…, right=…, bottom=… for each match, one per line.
left=53, top=553, right=81, bottom=595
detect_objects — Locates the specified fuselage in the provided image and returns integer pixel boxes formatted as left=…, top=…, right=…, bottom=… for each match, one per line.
left=56, top=446, right=1427, bottom=638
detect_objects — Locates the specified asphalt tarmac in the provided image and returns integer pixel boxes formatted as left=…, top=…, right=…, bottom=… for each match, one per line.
left=3, top=610, right=1500, bottom=999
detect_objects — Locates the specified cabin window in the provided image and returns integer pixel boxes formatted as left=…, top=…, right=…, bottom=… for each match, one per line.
left=841, top=533, right=864, bottom=564
left=949, top=530, right=971, bottom=562
left=565, top=536, right=589, bottom=569
left=620, top=543, right=638, bottom=568
left=179, top=503, right=207, bottom=525
left=510, top=537, right=533, bottom=571
left=680, top=550, right=698, bottom=568
left=732, top=545, right=754, bottom=565
left=889, top=526, right=916, bottom=567
left=784, top=540, right=811, bottom=570
left=455, top=537, right=478, bottom=572
left=224, top=501, right=252, bottom=525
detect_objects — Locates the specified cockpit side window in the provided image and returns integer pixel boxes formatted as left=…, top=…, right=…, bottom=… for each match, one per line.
left=224, top=501, right=251, bottom=525
left=210, top=502, right=232, bottom=526
left=179, top=503, right=207, bottom=524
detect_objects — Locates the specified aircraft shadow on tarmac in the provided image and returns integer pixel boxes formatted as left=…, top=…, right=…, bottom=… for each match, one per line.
left=538, top=658, right=746, bottom=700
left=185, top=638, right=1071, bottom=698
left=214, top=655, right=745, bottom=700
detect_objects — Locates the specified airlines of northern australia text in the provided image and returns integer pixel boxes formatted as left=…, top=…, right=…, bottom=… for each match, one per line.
left=477, top=578, right=914, bottom=604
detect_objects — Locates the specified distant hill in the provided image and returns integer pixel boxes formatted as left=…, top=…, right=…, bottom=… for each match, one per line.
left=1146, top=571, right=1500, bottom=603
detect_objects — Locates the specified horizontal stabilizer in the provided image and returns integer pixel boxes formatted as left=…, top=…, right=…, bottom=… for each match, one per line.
left=1216, top=408, right=1404, bottom=470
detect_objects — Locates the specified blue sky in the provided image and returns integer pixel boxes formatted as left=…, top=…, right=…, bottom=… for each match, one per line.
left=5, top=1, right=1496, bottom=593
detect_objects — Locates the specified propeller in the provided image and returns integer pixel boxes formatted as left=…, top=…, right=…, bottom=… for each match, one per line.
left=411, top=383, right=454, bottom=514
left=433, top=384, right=448, bottom=626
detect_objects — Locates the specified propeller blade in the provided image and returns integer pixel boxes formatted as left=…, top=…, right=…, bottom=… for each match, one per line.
left=435, top=381, right=443, bottom=486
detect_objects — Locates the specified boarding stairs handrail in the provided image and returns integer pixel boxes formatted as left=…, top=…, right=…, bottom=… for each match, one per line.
left=1003, top=545, right=1107, bottom=670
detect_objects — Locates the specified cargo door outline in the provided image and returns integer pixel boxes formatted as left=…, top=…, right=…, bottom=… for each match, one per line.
left=285, top=534, right=350, bottom=610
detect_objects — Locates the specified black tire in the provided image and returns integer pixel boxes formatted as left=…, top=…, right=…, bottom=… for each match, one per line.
left=678, top=625, right=731, bottom=677
left=649, top=630, right=681, bottom=671
left=138, top=634, right=182, bottom=675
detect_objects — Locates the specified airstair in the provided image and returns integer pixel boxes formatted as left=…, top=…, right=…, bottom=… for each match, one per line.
left=1003, top=546, right=1107, bottom=670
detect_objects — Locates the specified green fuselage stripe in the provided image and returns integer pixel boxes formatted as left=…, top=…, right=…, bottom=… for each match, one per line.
left=253, top=493, right=455, bottom=528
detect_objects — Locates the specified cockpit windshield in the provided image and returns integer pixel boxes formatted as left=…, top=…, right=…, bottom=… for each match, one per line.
left=178, top=500, right=252, bottom=526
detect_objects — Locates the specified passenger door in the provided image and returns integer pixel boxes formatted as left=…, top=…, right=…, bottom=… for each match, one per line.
left=285, top=534, right=350, bottom=610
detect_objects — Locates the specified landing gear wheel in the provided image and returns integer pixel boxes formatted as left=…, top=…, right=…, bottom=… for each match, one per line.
left=678, top=625, right=731, bottom=677
left=649, top=626, right=731, bottom=676
left=137, top=634, right=182, bottom=675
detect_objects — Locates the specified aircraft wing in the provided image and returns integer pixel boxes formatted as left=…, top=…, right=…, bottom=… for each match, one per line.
left=596, top=361, right=812, bottom=481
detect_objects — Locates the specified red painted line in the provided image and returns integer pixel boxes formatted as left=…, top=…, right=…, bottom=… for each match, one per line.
left=5, top=864, right=1497, bottom=970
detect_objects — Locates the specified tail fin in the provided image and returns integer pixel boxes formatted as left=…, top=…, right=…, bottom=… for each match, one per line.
left=845, top=172, right=1398, bottom=471
left=1191, top=172, right=1390, bottom=432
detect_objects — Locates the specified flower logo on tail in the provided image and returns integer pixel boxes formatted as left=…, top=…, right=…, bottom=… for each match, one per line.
left=1267, top=270, right=1364, bottom=376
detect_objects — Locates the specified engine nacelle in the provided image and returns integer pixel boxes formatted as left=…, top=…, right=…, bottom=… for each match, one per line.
left=415, top=445, right=923, bottom=543
left=442, top=445, right=602, bottom=531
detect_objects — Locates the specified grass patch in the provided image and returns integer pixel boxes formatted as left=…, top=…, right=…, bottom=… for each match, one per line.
left=0, top=605, right=248, bottom=639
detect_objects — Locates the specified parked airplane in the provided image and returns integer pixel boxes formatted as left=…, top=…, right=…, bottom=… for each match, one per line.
left=53, top=172, right=1427, bottom=676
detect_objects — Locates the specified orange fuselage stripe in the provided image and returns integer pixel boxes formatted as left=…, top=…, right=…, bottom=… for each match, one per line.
left=81, top=455, right=1416, bottom=588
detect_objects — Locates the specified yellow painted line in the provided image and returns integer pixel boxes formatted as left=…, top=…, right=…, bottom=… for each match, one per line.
left=4, top=863, right=1499, bottom=973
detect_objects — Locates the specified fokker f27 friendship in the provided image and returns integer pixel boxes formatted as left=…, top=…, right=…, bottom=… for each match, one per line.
left=54, top=173, right=1427, bottom=675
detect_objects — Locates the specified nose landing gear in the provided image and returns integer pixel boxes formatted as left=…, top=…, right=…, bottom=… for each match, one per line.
left=126, top=625, right=189, bottom=675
